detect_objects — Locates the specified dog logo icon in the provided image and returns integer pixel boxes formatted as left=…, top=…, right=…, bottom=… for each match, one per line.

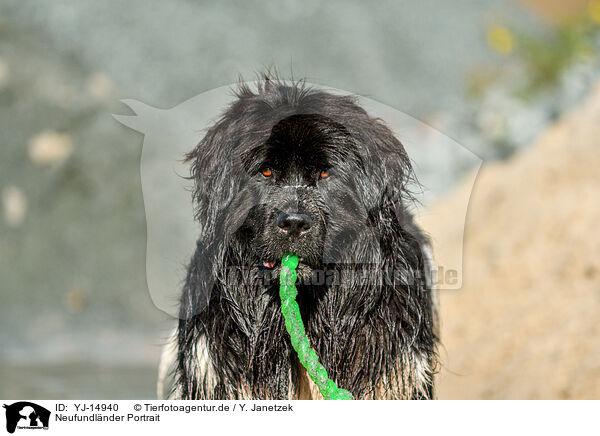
left=3, top=402, right=50, bottom=433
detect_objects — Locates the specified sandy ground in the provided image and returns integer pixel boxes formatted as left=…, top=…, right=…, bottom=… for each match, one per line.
left=419, top=81, right=600, bottom=399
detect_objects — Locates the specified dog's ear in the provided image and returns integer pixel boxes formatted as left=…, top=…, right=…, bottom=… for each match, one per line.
left=345, top=114, right=414, bottom=215
left=186, top=123, right=234, bottom=237
left=183, top=111, right=263, bottom=316
left=354, top=121, right=436, bottom=298
left=185, top=113, right=258, bottom=234
left=321, top=110, right=416, bottom=266
left=182, top=119, right=239, bottom=316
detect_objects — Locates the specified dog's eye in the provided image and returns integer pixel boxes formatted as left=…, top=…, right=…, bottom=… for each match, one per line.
left=319, top=170, right=329, bottom=179
left=261, top=168, right=273, bottom=177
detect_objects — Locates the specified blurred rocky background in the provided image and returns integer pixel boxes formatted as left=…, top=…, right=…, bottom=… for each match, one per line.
left=1, top=0, right=598, bottom=398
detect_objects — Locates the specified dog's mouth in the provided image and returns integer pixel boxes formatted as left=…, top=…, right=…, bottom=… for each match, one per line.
left=261, top=257, right=314, bottom=281
left=263, top=260, right=277, bottom=269
left=261, top=255, right=311, bottom=269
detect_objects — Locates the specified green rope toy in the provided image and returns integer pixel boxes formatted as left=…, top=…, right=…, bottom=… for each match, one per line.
left=279, top=253, right=354, bottom=400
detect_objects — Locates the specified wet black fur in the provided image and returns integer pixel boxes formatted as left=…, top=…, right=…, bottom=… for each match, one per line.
left=176, top=77, right=439, bottom=399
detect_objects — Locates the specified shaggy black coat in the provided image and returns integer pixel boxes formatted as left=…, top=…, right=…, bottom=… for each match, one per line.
left=175, top=78, right=438, bottom=400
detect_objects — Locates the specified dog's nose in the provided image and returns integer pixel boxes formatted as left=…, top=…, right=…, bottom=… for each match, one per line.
left=276, top=212, right=312, bottom=236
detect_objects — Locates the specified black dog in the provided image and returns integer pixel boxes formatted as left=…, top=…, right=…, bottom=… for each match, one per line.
left=163, top=77, right=438, bottom=400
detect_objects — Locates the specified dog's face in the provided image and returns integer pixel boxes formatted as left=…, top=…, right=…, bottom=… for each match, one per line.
left=241, top=113, right=367, bottom=277
left=188, top=84, right=412, bottom=286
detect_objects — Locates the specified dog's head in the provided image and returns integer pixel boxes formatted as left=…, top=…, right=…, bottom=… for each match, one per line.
left=186, top=80, right=414, bottom=281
